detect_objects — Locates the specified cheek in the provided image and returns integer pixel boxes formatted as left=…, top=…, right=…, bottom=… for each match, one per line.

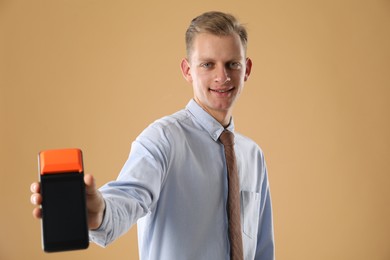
left=193, top=72, right=211, bottom=88
left=233, top=76, right=245, bottom=92
left=234, top=70, right=247, bottom=83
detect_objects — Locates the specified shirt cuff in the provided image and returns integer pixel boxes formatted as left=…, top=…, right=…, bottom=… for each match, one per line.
left=89, top=198, right=111, bottom=247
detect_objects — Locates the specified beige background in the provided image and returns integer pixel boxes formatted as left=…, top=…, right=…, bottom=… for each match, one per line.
left=1, top=0, right=389, bottom=259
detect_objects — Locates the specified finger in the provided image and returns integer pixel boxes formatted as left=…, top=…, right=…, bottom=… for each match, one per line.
left=30, top=182, right=40, bottom=193
left=32, top=207, right=42, bottom=219
left=30, top=193, right=42, bottom=205
left=84, top=173, right=97, bottom=195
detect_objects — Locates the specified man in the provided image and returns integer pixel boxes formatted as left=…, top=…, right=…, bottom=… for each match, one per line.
left=31, top=11, right=275, bottom=259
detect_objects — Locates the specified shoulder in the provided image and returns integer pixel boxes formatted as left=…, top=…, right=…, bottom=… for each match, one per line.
left=137, top=109, right=193, bottom=142
left=154, top=109, right=192, bottom=128
left=149, top=109, right=193, bottom=133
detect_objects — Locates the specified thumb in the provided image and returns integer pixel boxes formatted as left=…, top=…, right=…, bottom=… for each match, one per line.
left=83, top=173, right=105, bottom=229
left=84, top=173, right=97, bottom=195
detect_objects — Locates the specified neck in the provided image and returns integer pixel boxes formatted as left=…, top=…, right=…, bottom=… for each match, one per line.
left=192, top=99, right=233, bottom=127
left=220, top=115, right=232, bottom=128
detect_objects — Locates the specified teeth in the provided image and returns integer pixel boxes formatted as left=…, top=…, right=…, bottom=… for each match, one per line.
left=214, top=89, right=228, bottom=93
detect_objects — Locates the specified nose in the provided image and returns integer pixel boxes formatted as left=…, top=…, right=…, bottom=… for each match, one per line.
left=214, top=66, right=230, bottom=84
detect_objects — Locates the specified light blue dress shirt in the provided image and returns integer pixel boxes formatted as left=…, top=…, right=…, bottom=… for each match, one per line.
left=89, top=99, right=274, bottom=260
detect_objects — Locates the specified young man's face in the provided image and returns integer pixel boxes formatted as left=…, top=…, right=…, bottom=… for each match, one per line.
left=181, top=32, right=252, bottom=126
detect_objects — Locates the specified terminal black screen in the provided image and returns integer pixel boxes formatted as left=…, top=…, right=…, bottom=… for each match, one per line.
left=40, top=173, right=89, bottom=252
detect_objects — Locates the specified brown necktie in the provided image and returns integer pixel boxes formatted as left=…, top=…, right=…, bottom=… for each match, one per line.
left=219, top=130, right=244, bottom=260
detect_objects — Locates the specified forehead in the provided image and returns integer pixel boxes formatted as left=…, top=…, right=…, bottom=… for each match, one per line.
left=189, top=32, right=246, bottom=61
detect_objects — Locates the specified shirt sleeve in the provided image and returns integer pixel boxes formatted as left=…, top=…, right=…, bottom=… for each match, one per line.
left=89, top=123, right=171, bottom=247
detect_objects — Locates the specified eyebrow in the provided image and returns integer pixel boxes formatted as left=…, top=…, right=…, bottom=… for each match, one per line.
left=196, top=56, right=244, bottom=63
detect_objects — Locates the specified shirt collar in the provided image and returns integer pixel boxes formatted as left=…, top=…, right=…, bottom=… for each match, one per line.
left=186, top=99, right=235, bottom=141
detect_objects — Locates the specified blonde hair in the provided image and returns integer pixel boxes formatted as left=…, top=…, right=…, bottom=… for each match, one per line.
left=185, top=11, right=248, bottom=58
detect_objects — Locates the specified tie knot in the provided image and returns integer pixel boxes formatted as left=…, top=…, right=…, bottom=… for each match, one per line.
left=219, top=130, right=235, bottom=146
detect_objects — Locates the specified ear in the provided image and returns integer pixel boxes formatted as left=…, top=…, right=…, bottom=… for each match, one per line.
left=180, top=58, right=193, bottom=83
left=244, top=57, right=252, bottom=81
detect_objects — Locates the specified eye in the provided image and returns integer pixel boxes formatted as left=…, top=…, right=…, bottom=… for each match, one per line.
left=228, top=62, right=242, bottom=70
left=200, top=62, right=214, bottom=69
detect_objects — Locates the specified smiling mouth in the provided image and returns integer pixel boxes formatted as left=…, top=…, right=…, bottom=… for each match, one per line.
left=210, top=87, right=234, bottom=93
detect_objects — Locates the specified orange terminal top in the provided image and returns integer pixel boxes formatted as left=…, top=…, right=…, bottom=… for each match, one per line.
left=39, top=148, right=83, bottom=175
